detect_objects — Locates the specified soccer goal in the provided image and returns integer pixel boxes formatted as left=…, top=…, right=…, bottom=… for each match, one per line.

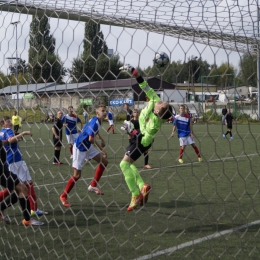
left=0, top=0, right=260, bottom=259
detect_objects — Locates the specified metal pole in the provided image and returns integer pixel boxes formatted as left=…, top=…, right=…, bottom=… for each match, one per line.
left=11, top=21, right=20, bottom=114
left=256, top=1, right=260, bottom=119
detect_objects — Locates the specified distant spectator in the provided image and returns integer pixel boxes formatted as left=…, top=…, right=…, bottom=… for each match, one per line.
left=83, top=111, right=88, bottom=123
left=222, top=105, right=227, bottom=125
left=194, top=113, right=199, bottom=123
left=12, top=111, right=22, bottom=135
left=124, top=103, right=133, bottom=121
left=106, top=107, right=115, bottom=134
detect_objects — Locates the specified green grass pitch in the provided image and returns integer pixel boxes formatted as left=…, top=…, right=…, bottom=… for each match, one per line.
left=1, top=121, right=260, bottom=260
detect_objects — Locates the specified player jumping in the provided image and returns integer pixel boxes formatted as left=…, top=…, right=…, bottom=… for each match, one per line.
left=119, top=64, right=173, bottom=211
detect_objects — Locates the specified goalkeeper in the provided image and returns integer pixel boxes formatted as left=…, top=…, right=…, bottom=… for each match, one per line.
left=119, top=65, right=173, bottom=211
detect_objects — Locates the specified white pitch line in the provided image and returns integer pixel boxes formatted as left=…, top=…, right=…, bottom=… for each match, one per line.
left=34, top=152, right=258, bottom=188
left=135, top=220, right=260, bottom=260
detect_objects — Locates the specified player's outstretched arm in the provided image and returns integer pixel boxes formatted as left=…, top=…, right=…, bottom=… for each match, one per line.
left=119, top=64, right=140, bottom=78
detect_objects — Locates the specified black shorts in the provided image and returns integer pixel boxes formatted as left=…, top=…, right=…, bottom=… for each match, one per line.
left=14, top=125, right=19, bottom=133
left=125, top=133, right=152, bottom=161
left=227, top=124, right=232, bottom=129
left=0, top=168, right=20, bottom=191
left=53, top=138, right=62, bottom=147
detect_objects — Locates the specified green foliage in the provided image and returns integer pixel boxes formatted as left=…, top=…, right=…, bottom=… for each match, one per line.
left=29, top=50, right=66, bottom=83
left=236, top=53, right=257, bottom=87
left=69, top=21, right=128, bottom=82
left=83, top=20, right=108, bottom=59
left=144, top=57, right=211, bottom=84
left=28, top=15, right=66, bottom=83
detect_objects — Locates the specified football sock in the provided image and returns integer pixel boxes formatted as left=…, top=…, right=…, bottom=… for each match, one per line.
left=54, top=149, right=60, bottom=162
left=112, top=125, right=115, bottom=134
left=193, top=146, right=201, bottom=157
left=69, top=146, right=73, bottom=155
left=225, top=131, right=229, bottom=136
left=120, top=161, right=140, bottom=197
left=179, top=148, right=184, bottom=159
left=106, top=126, right=111, bottom=132
left=26, top=182, right=38, bottom=211
left=62, top=176, right=80, bottom=196
left=144, top=152, right=149, bottom=166
left=19, top=197, right=31, bottom=221
left=230, top=132, right=233, bottom=137
left=130, top=164, right=144, bottom=190
left=91, top=164, right=105, bottom=187
left=0, top=192, right=18, bottom=211
left=136, top=75, right=144, bottom=84
left=0, top=189, right=10, bottom=202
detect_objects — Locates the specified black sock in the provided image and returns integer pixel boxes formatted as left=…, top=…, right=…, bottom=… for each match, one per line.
left=225, top=131, right=229, bottom=136
left=19, top=197, right=31, bottom=221
left=0, top=192, right=18, bottom=211
left=230, top=132, right=232, bottom=137
left=54, top=149, right=60, bottom=163
left=136, top=75, right=144, bottom=84
left=144, top=153, right=149, bottom=165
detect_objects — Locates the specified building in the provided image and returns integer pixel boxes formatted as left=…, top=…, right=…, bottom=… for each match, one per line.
left=0, top=77, right=186, bottom=110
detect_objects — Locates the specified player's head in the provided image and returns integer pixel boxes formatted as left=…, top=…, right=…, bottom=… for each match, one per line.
left=154, top=101, right=173, bottom=119
left=13, top=111, right=17, bottom=115
left=178, top=104, right=185, bottom=115
left=133, top=109, right=139, bottom=118
left=68, top=106, right=73, bottom=114
left=57, top=110, right=63, bottom=119
left=96, top=105, right=107, bottom=120
left=0, top=116, right=12, bottom=128
left=124, top=103, right=130, bottom=110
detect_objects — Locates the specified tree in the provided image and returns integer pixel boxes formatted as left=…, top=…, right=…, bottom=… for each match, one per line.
left=236, top=53, right=257, bottom=87
left=69, top=20, right=128, bottom=83
left=28, top=15, right=66, bottom=83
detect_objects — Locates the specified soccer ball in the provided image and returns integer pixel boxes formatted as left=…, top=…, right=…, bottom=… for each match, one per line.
left=153, top=51, right=169, bottom=68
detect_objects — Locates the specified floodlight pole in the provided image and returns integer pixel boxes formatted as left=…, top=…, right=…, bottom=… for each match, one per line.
left=11, top=21, right=20, bottom=114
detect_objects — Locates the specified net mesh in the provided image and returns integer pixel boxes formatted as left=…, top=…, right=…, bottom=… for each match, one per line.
left=0, top=0, right=260, bottom=259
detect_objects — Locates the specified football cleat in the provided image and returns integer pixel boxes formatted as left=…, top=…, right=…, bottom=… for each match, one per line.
left=230, top=136, right=234, bottom=140
left=127, top=194, right=143, bottom=211
left=88, top=185, right=104, bottom=195
left=60, top=195, right=71, bottom=207
left=0, top=212, right=10, bottom=224
left=31, top=209, right=49, bottom=217
left=140, top=184, right=151, bottom=206
left=178, top=159, right=184, bottom=164
left=222, top=134, right=226, bottom=138
left=198, top=157, right=202, bottom=162
left=22, top=218, right=44, bottom=226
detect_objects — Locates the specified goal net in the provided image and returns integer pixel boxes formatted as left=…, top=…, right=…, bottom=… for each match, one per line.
left=0, top=0, right=260, bottom=259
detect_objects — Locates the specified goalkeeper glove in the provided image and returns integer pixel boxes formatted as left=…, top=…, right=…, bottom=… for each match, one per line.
left=119, top=64, right=138, bottom=76
left=120, top=120, right=137, bottom=136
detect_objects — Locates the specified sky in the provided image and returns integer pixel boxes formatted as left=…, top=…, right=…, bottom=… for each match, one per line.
left=0, top=0, right=257, bottom=81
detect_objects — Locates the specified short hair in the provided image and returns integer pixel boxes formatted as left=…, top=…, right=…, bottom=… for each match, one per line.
left=0, top=116, right=10, bottom=125
left=160, top=104, right=173, bottom=119
left=68, top=105, right=73, bottom=109
left=96, top=104, right=106, bottom=111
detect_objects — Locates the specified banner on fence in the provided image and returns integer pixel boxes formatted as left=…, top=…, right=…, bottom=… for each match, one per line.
left=109, top=98, right=134, bottom=106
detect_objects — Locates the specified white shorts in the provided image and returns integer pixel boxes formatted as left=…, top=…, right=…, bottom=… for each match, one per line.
left=108, top=120, right=114, bottom=126
left=179, top=136, right=195, bottom=146
left=72, top=143, right=100, bottom=170
left=9, top=160, right=32, bottom=182
left=66, top=133, right=79, bottom=144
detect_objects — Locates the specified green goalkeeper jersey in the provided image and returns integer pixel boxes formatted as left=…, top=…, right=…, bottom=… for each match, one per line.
left=138, top=80, right=164, bottom=147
